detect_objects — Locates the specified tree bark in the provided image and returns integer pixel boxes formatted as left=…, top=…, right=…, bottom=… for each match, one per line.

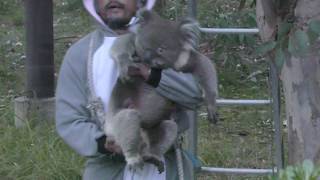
left=282, top=0, right=320, bottom=165
left=282, top=42, right=320, bottom=164
left=257, top=0, right=320, bottom=165
left=256, top=0, right=277, bottom=42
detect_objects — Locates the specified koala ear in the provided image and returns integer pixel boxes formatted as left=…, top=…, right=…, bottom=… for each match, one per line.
left=136, top=9, right=153, bottom=24
left=129, top=9, right=153, bottom=34
left=179, top=19, right=200, bottom=50
left=128, top=20, right=140, bottom=34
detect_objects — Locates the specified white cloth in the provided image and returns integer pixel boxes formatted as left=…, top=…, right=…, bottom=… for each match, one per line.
left=92, top=37, right=166, bottom=180
left=123, top=157, right=166, bottom=180
left=92, top=37, right=119, bottom=112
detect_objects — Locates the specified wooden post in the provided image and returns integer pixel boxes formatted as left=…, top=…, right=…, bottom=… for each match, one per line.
left=14, top=0, right=55, bottom=127
left=25, top=0, right=54, bottom=98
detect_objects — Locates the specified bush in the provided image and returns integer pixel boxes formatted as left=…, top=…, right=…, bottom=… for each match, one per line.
left=270, top=160, right=320, bottom=180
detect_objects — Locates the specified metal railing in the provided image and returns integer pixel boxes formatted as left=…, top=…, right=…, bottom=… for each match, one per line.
left=200, top=28, right=259, bottom=34
left=186, top=0, right=284, bottom=178
left=201, top=167, right=276, bottom=175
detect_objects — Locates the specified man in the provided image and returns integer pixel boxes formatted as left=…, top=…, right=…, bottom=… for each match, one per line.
left=55, top=0, right=202, bottom=179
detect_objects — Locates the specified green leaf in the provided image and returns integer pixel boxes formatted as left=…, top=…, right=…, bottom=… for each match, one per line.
left=285, top=166, right=295, bottom=180
left=288, top=34, right=295, bottom=55
left=275, top=48, right=285, bottom=70
left=295, top=30, right=310, bottom=52
left=307, top=30, right=318, bottom=44
left=309, top=20, right=320, bottom=35
left=288, top=30, right=310, bottom=56
left=256, top=41, right=277, bottom=55
left=311, top=167, right=320, bottom=179
left=278, top=22, right=293, bottom=38
left=238, top=34, right=245, bottom=44
left=303, top=159, right=314, bottom=179
left=245, top=35, right=256, bottom=45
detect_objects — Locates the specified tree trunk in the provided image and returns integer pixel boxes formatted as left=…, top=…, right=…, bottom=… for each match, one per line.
left=257, top=0, right=320, bottom=165
left=281, top=0, right=320, bottom=164
left=282, top=43, right=320, bottom=164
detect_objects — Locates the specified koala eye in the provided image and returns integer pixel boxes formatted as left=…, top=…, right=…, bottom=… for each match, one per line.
left=157, top=47, right=165, bottom=54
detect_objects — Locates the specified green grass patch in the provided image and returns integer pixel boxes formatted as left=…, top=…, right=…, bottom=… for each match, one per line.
left=0, top=123, right=85, bottom=180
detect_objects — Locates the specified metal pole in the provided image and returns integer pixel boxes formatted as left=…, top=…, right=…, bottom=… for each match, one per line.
left=186, top=110, right=198, bottom=180
left=188, top=0, right=197, bottom=18
left=216, top=99, right=271, bottom=106
left=25, top=0, right=54, bottom=98
left=187, top=111, right=198, bottom=156
left=201, top=167, right=276, bottom=175
left=270, top=60, right=284, bottom=170
left=200, top=28, right=259, bottom=34
left=186, top=0, right=197, bottom=179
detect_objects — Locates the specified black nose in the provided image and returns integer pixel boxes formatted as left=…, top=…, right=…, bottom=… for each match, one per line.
left=143, top=50, right=152, bottom=62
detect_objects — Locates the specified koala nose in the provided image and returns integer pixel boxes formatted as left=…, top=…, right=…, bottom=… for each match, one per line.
left=143, top=50, right=152, bottom=62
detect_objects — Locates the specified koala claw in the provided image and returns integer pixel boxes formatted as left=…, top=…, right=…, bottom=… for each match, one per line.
left=127, top=156, right=144, bottom=172
left=119, top=66, right=132, bottom=83
left=143, top=154, right=165, bottom=173
left=207, top=106, right=219, bottom=124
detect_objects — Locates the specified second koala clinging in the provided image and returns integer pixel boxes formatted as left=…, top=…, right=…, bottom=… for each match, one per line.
left=104, top=9, right=219, bottom=173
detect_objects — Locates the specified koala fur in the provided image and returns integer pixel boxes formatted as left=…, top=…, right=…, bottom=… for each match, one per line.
left=104, top=9, right=218, bottom=173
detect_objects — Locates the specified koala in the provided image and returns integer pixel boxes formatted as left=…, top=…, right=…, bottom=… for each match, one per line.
left=132, top=10, right=218, bottom=122
left=104, top=9, right=218, bottom=173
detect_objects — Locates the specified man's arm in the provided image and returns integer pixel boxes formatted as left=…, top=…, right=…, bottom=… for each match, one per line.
left=55, top=44, right=105, bottom=157
left=157, top=69, right=203, bottom=110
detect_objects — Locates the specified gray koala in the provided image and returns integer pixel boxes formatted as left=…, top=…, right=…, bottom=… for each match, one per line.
left=104, top=9, right=218, bottom=173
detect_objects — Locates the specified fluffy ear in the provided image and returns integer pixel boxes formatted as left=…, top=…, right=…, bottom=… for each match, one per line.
left=128, top=17, right=140, bottom=34
left=136, top=9, right=153, bottom=23
left=129, top=9, right=153, bottom=34
left=179, top=19, right=200, bottom=50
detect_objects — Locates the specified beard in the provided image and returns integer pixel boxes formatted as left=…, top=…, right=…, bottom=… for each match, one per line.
left=104, top=17, right=131, bottom=30
left=100, top=1, right=135, bottom=30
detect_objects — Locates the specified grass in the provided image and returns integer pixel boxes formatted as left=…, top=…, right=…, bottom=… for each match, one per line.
left=0, top=124, right=84, bottom=180
left=196, top=106, right=275, bottom=180
left=0, top=0, right=283, bottom=179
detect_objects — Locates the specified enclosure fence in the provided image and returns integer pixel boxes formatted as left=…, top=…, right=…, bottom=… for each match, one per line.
left=185, top=0, right=284, bottom=179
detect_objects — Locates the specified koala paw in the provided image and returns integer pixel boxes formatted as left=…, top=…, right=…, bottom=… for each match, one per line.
left=143, top=154, right=165, bottom=174
left=119, top=65, right=132, bottom=83
left=127, top=155, right=144, bottom=171
left=207, top=105, right=219, bottom=124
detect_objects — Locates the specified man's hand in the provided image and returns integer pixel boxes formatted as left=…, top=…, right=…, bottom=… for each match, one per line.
left=127, top=63, right=163, bottom=87
left=127, top=63, right=151, bottom=81
left=105, top=139, right=123, bottom=154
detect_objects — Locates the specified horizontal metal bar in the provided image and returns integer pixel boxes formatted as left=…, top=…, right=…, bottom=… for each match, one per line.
left=217, top=99, right=271, bottom=106
left=200, top=28, right=259, bottom=34
left=201, top=167, right=276, bottom=175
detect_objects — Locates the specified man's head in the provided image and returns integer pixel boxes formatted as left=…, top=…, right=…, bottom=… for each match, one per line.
left=96, top=0, right=139, bottom=30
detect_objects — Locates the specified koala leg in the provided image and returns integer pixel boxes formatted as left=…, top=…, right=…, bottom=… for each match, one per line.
left=141, top=120, right=178, bottom=173
left=111, top=109, right=145, bottom=170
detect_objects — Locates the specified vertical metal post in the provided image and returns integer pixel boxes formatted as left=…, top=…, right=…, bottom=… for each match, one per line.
left=270, top=60, right=284, bottom=170
left=186, top=1, right=197, bottom=179
left=25, top=0, right=54, bottom=98
left=187, top=0, right=197, bottom=18
left=186, top=110, right=198, bottom=180
left=187, top=111, right=198, bottom=156
left=186, top=0, right=198, bottom=156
